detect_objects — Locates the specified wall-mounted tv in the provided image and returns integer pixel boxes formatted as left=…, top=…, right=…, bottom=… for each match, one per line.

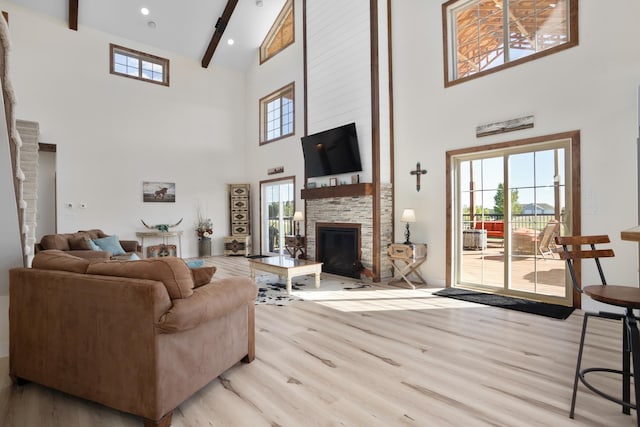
left=301, top=122, right=363, bottom=178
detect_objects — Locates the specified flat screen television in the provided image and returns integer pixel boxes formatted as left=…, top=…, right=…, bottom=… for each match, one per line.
left=301, top=122, right=363, bottom=178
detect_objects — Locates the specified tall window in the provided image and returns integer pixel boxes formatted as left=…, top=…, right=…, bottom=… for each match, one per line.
left=110, top=44, right=169, bottom=86
left=260, top=0, right=294, bottom=64
left=443, top=0, right=578, bottom=86
left=259, top=83, right=295, bottom=144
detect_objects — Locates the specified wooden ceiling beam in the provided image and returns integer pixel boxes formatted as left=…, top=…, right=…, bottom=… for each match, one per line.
left=69, top=0, right=78, bottom=31
left=201, top=0, right=238, bottom=68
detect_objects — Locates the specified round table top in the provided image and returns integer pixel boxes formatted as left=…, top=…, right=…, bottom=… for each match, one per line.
left=584, top=285, right=640, bottom=309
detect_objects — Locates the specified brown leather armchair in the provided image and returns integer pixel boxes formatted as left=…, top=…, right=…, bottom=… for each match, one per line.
left=10, top=251, right=257, bottom=426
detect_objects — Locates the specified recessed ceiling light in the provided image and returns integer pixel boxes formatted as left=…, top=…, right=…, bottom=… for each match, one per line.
left=147, top=20, right=156, bottom=29
left=141, top=7, right=150, bottom=16
left=227, top=39, right=235, bottom=45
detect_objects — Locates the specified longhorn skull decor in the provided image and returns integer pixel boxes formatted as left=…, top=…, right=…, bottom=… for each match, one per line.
left=141, top=218, right=183, bottom=232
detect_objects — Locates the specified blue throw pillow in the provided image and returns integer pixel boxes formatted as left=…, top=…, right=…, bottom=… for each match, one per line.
left=92, top=235, right=126, bottom=256
left=88, top=239, right=101, bottom=251
left=186, top=259, right=204, bottom=269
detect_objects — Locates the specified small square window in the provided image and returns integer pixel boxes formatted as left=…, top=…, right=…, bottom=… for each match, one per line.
left=110, top=44, right=169, bottom=86
left=259, top=82, right=295, bottom=145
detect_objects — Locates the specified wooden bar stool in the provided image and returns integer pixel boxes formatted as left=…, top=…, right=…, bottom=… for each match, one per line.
left=556, top=235, right=640, bottom=424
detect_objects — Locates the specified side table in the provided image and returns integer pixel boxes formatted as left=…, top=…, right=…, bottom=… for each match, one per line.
left=285, top=235, right=306, bottom=259
left=387, top=243, right=427, bottom=289
left=224, top=235, right=252, bottom=256
left=136, top=231, right=183, bottom=258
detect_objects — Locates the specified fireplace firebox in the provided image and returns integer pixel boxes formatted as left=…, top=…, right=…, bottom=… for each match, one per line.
left=316, top=223, right=361, bottom=279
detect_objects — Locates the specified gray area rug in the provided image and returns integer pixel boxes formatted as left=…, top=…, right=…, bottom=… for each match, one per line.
left=433, top=287, right=574, bottom=319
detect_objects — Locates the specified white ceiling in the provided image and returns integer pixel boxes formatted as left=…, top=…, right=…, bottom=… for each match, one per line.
left=7, top=0, right=287, bottom=70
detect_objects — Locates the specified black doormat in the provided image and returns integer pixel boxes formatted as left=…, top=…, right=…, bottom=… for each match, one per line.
left=433, top=288, right=575, bottom=320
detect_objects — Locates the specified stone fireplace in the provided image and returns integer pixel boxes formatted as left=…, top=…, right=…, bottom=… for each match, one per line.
left=302, top=183, right=393, bottom=281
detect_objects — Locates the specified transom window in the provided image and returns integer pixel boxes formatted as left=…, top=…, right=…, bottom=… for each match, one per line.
left=260, top=0, right=294, bottom=64
left=110, top=44, right=169, bottom=86
left=259, top=83, right=295, bottom=144
left=443, top=0, right=578, bottom=86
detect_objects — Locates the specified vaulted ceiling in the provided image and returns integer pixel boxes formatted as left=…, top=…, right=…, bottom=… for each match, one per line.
left=7, top=0, right=287, bottom=70
left=454, top=0, right=568, bottom=78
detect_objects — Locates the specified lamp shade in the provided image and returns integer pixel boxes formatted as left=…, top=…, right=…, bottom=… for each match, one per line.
left=401, top=209, right=416, bottom=223
left=293, top=211, right=304, bottom=221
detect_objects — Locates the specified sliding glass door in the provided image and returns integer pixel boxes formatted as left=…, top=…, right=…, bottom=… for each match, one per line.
left=261, top=178, right=295, bottom=255
left=450, top=134, right=578, bottom=306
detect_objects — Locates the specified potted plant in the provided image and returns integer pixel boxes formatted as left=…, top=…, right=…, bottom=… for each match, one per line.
left=196, top=212, right=213, bottom=257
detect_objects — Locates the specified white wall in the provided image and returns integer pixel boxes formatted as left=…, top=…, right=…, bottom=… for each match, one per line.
left=306, top=0, right=372, bottom=186
left=376, top=0, right=391, bottom=184
left=5, top=4, right=246, bottom=258
left=36, top=150, right=56, bottom=239
left=244, top=0, right=305, bottom=253
left=392, top=1, right=640, bottom=309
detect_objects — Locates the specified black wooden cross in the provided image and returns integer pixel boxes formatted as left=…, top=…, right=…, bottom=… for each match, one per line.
left=410, top=162, right=427, bottom=191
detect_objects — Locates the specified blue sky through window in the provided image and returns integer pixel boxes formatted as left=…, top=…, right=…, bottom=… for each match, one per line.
left=460, top=147, right=566, bottom=213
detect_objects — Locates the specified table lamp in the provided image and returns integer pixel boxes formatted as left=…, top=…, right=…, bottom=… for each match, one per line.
left=401, top=209, right=416, bottom=244
left=293, top=211, right=304, bottom=239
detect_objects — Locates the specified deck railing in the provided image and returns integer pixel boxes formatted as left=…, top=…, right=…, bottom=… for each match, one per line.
left=462, top=214, right=559, bottom=233
left=266, top=217, right=295, bottom=251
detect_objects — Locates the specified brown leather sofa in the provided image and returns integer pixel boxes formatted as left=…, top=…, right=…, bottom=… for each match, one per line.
left=34, top=229, right=141, bottom=260
left=9, top=250, right=257, bottom=427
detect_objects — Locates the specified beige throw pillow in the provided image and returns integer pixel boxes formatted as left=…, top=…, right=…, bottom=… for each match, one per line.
left=32, top=250, right=91, bottom=274
left=86, top=257, right=195, bottom=299
left=68, top=236, right=93, bottom=250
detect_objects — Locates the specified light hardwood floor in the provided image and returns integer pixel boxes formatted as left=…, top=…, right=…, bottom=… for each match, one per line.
left=0, top=256, right=636, bottom=426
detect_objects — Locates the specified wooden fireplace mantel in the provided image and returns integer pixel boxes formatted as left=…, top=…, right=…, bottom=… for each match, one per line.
left=301, top=183, right=373, bottom=200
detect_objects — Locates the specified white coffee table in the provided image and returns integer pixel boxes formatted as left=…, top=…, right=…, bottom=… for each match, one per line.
left=248, top=256, right=323, bottom=294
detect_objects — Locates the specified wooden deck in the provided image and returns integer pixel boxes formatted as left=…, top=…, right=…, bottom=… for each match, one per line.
left=461, top=244, right=567, bottom=298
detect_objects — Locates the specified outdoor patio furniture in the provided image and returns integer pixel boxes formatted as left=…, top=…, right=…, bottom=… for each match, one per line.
left=474, top=221, right=504, bottom=239
left=538, top=219, right=560, bottom=258
left=511, top=228, right=538, bottom=255
left=463, top=229, right=487, bottom=250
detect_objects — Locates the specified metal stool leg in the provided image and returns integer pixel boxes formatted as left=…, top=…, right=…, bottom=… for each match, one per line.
left=626, top=316, right=640, bottom=426
left=623, top=317, right=631, bottom=415
left=570, top=313, right=591, bottom=419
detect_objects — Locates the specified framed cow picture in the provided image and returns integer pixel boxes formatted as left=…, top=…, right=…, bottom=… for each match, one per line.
left=143, top=181, right=176, bottom=203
